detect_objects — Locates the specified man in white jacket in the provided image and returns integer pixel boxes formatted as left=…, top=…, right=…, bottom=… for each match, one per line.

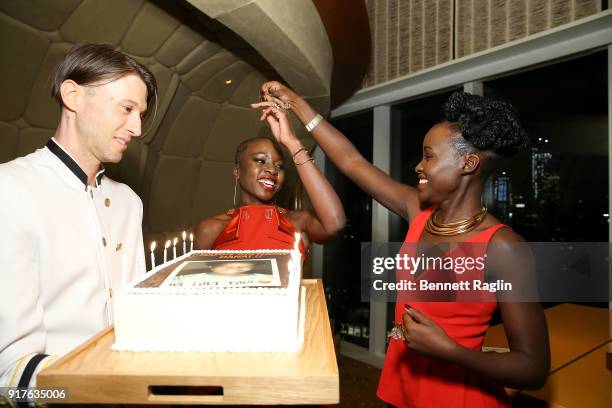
left=0, top=44, right=157, bottom=399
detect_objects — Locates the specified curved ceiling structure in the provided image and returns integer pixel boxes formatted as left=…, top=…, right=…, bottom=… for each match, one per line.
left=311, top=0, right=371, bottom=108
left=0, top=0, right=369, bottom=256
left=188, top=0, right=332, bottom=109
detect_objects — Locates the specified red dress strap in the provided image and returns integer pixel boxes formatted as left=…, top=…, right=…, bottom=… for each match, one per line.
left=470, top=223, right=509, bottom=243
left=405, top=206, right=436, bottom=242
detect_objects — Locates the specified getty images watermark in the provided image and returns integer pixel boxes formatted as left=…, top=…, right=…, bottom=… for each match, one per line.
left=360, top=242, right=611, bottom=303
left=371, top=252, right=511, bottom=292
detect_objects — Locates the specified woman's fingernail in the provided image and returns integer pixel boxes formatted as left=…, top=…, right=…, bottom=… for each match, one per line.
left=404, top=304, right=411, bottom=310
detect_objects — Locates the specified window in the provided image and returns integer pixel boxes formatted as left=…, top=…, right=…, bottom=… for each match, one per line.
left=484, top=51, right=608, bottom=242
left=326, top=111, right=373, bottom=348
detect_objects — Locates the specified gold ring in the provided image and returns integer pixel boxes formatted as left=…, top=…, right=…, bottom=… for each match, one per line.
left=390, top=322, right=405, bottom=340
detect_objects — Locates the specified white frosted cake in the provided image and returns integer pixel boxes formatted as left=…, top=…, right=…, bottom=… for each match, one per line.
left=112, top=249, right=306, bottom=352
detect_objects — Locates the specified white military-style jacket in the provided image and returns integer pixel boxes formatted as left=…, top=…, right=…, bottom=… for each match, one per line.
left=0, top=138, right=145, bottom=390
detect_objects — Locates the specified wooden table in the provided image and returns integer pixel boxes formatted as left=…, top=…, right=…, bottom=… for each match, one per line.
left=485, top=303, right=610, bottom=373
left=484, top=303, right=611, bottom=407
left=521, top=343, right=612, bottom=408
left=37, top=279, right=339, bottom=405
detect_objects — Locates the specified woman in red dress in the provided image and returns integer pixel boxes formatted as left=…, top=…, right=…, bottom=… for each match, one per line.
left=257, top=82, right=550, bottom=408
left=194, top=97, right=346, bottom=258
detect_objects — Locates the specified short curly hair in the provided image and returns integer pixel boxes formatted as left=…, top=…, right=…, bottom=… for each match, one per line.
left=442, top=91, right=529, bottom=159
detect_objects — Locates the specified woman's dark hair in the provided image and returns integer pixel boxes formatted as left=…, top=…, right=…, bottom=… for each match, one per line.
left=51, top=43, right=157, bottom=118
left=234, top=136, right=283, bottom=164
left=443, top=91, right=529, bottom=159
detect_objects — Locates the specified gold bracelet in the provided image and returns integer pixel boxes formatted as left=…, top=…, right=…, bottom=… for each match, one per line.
left=296, top=157, right=315, bottom=166
left=292, top=147, right=308, bottom=159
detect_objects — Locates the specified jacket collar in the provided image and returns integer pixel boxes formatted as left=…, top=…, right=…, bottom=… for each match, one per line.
left=46, top=138, right=105, bottom=188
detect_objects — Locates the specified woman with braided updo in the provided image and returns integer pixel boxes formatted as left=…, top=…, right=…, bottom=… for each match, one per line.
left=257, top=82, right=550, bottom=408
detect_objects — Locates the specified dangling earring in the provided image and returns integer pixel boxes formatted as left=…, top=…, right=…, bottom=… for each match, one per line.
left=233, top=176, right=238, bottom=208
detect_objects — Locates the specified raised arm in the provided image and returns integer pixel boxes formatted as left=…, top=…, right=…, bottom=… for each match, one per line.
left=261, top=81, right=421, bottom=222
left=251, top=100, right=345, bottom=243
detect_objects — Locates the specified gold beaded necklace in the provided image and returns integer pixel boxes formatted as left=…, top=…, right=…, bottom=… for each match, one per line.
left=425, top=207, right=488, bottom=236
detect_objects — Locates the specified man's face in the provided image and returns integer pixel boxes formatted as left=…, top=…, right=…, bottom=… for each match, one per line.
left=76, top=73, right=148, bottom=164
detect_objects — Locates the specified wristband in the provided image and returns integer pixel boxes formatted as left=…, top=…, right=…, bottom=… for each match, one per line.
left=305, top=114, right=323, bottom=132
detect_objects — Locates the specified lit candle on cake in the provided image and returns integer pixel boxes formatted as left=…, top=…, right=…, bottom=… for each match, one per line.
left=182, top=231, right=187, bottom=255
left=293, top=232, right=301, bottom=253
left=291, top=232, right=301, bottom=270
left=164, top=240, right=171, bottom=263
left=150, top=241, right=156, bottom=269
left=189, top=232, right=194, bottom=252
left=173, top=237, right=178, bottom=259
left=288, top=233, right=301, bottom=289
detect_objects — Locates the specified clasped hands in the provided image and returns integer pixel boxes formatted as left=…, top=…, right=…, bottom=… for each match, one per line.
left=250, top=81, right=301, bottom=150
left=394, top=305, right=458, bottom=360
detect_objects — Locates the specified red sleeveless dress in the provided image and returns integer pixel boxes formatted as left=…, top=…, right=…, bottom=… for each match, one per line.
left=377, top=207, right=510, bottom=408
left=212, top=205, right=306, bottom=258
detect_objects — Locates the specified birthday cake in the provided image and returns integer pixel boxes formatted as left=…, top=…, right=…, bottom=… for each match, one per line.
left=112, top=249, right=306, bottom=352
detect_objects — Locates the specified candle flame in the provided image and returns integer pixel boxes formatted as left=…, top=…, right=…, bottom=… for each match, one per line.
left=173, top=237, right=178, bottom=245
left=150, top=241, right=156, bottom=251
left=182, top=230, right=187, bottom=240
left=189, top=232, right=194, bottom=240
left=165, top=240, right=171, bottom=248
